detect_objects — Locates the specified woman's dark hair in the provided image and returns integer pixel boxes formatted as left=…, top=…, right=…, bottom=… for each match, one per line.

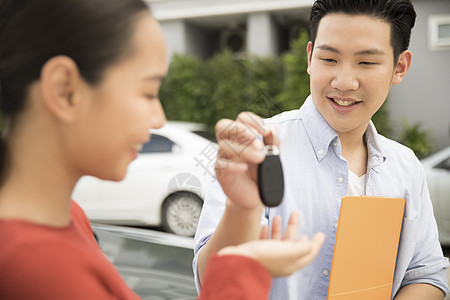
left=309, top=0, right=416, bottom=63
left=0, top=0, right=149, bottom=180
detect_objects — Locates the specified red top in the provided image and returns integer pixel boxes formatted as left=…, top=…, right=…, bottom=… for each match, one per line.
left=0, top=201, right=271, bottom=299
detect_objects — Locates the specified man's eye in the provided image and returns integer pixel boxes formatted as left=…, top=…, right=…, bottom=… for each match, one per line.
left=360, top=61, right=376, bottom=65
left=322, top=58, right=336, bottom=63
left=145, top=94, right=157, bottom=100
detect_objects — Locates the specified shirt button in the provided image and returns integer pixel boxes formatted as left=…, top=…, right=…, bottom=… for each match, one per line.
left=334, top=223, right=338, bottom=229
left=317, top=149, right=324, bottom=155
left=333, top=141, right=338, bottom=148
left=337, top=176, right=344, bottom=183
left=322, top=269, right=329, bottom=276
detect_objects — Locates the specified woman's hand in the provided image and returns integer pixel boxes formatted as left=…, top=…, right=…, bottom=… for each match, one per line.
left=215, top=112, right=279, bottom=210
left=217, top=211, right=325, bottom=277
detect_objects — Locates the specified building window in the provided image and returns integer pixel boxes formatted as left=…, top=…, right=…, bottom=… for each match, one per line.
left=429, top=14, right=450, bottom=51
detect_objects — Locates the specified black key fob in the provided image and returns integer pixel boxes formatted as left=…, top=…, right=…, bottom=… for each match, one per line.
left=258, top=145, right=284, bottom=207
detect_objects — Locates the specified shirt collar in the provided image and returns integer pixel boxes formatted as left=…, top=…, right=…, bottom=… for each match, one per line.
left=365, top=122, right=387, bottom=170
left=299, top=95, right=338, bottom=161
left=299, top=95, right=387, bottom=167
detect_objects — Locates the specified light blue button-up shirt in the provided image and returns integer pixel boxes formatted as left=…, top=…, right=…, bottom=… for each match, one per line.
left=193, top=95, right=449, bottom=299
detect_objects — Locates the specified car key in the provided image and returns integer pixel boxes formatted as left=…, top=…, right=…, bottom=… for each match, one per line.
left=258, top=145, right=284, bottom=207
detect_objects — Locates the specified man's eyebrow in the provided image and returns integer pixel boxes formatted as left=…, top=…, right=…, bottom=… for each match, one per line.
left=315, top=44, right=386, bottom=56
left=354, top=48, right=386, bottom=56
left=316, top=44, right=340, bottom=54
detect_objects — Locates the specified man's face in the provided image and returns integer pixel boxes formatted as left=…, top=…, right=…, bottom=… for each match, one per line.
left=307, top=13, right=407, bottom=139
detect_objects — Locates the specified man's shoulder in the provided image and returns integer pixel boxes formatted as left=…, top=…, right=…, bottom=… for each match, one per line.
left=374, top=134, right=422, bottom=169
left=265, top=108, right=301, bottom=125
left=377, top=134, right=417, bottom=158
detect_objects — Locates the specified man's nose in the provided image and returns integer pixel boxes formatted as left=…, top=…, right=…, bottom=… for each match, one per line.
left=331, top=64, right=359, bottom=91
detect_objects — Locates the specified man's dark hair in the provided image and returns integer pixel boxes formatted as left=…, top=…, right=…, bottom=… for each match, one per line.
left=309, top=0, right=416, bottom=63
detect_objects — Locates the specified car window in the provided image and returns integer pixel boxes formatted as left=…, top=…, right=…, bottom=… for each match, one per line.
left=192, top=130, right=217, bottom=143
left=140, top=134, right=175, bottom=153
left=436, top=157, right=450, bottom=171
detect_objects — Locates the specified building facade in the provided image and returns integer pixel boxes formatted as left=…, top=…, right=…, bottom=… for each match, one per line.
left=147, top=0, right=313, bottom=59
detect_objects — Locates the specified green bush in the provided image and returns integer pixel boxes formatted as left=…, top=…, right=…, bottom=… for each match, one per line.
left=158, top=54, right=212, bottom=125
left=276, top=29, right=310, bottom=111
left=206, top=51, right=247, bottom=124
left=243, top=55, right=284, bottom=118
left=396, top=119, right=433, bottom=159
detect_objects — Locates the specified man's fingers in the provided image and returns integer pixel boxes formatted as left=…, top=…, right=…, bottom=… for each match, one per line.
left=215, top=158, right=248, bottom=173
left=217, top=139, right=265, bottom=165
left=262, top=125, right=280, bottom=149
left=215, top=117, right=264, bottom=148
left=235, top=112, right=268, bottom=136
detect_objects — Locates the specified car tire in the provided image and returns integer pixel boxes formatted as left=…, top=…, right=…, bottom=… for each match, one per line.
left=161, top=192, right=203, bottom=237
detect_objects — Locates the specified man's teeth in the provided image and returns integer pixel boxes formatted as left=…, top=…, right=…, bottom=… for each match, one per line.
left=333, top=98, right=356, bottom=107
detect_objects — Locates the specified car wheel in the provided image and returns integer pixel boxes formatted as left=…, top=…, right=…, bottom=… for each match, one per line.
left=161, top=192, right=203, bottom=237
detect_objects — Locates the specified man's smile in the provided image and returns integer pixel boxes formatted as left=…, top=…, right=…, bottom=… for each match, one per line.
left=327, top=96, right=361, bottom=107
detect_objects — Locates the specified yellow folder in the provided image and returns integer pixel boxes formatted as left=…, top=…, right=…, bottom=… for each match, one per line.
left=327, top=196, right=405, bottom=300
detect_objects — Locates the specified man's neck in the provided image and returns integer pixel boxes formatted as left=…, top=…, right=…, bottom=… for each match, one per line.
left=339, top=132, right=368, bottom=177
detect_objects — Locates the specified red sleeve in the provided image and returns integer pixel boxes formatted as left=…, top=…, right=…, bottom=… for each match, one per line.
left=198, top=255, right=272, bottom=300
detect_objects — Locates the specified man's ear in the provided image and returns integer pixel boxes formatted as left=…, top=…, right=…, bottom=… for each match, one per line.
left=40, top=56, right=82, bottom=122
left=306, top=41, right=313, bottom=75
left=392, top=50, right=412, bottom=85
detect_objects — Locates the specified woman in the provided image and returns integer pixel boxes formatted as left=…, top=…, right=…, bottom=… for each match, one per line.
left=0, top=0, right=324, bottom=299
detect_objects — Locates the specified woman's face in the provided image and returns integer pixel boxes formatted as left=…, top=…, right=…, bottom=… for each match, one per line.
left=72, top=14, right=168, bottom=181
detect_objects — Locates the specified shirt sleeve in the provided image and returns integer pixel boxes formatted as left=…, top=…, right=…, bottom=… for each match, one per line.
left=198, top=255, right=272, bottom=300
left=394, top=162, right=449, bottom=297
left=193, top=179, right=228, bottom=292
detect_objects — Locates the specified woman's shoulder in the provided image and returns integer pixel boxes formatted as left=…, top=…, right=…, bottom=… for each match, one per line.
left=0, top=217, right=86, bottom=263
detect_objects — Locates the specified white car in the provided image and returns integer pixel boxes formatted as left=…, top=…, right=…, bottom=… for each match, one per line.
left=421, top=146, right=450, bottom=246
left=72, top=122, right=217, bottom=236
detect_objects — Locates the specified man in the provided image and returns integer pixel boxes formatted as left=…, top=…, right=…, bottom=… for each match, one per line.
left=193, top=0, right=449, bottom=299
